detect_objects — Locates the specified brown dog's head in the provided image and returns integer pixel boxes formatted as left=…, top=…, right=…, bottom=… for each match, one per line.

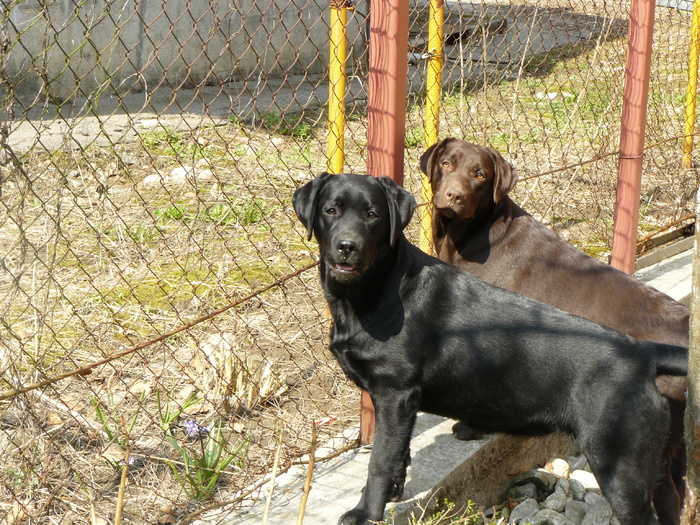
left=420, top=138, right=518, bottom=220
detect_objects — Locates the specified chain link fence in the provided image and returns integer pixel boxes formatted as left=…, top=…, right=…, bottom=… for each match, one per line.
left=0, top=0, right=697, bottom=523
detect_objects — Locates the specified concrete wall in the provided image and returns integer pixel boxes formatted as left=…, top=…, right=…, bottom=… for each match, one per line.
left=3, top=0, right=367, bottom=102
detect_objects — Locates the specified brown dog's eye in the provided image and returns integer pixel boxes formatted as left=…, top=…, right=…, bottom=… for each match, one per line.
left=441, top=160, right=450, bottom=168
left=476, top=172, right=485, bottom=180
left=326, top=207, right=337, bottom=215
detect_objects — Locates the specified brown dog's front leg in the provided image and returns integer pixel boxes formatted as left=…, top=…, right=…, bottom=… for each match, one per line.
left=339, top=389, right=419, bottom=525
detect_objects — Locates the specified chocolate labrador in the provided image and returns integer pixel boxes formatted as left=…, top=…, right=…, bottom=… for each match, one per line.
left=292, top=172, right=688, bottom=525
left=421, top=137, right=690, bottom=525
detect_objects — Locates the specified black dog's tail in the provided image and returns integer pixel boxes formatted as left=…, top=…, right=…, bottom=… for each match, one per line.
left=641, top=341, right=689, bottom=376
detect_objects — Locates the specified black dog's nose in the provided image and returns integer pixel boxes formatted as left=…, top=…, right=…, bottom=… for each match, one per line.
left=337, top=239, right=358, bottom=257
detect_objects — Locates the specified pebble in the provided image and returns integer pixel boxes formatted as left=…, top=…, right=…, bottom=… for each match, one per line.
left=491, top=455, right=623, bottom=524
left=543, top=492, right=567, bottom=512
left=510, top=498, right=540, bottom=521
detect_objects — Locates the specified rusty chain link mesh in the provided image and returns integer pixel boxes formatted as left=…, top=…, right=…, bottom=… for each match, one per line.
left=0, top=0, right=696, bottom=523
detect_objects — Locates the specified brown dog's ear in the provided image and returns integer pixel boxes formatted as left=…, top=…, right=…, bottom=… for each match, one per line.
left=488, top=148, right=518, bottom=203
left=419, top=138, right=452, bottom=184
left=376, top=176, right=417, bottom=247
left=292, top=172, right=333, bottom=240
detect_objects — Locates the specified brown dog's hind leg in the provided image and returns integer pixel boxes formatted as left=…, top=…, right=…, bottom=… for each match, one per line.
left=451, top=421, right=486, bottom=440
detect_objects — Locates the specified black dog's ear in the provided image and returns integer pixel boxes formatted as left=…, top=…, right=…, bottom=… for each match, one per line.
left=292, top=172, right=333, bottom=240
left=419, top=138, right=452, bottom=184
left=487, top=148, right=518, bottom=203
left=376, top=176, right=417, bottom=246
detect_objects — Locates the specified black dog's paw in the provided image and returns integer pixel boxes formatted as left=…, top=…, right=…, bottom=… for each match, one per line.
left=452, top=421, right=486, bottom=441
left=338, top=508, right=372, bottom=525
left=389, top=481, right=404, bottom=502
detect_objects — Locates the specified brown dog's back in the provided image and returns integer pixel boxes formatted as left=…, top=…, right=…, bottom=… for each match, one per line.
left=421, top=138, right=689, bottom=347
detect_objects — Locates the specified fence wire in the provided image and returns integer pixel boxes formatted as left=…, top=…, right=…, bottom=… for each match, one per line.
left=0, top=0, right=697, bottom=523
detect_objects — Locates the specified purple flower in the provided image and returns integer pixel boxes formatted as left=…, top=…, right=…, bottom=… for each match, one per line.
left=184, top=419, right=210, bottom=439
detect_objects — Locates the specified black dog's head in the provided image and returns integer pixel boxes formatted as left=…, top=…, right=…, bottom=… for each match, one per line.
left=293, top=173, right=416, bottom=283
left=420, top=138, right=518, bottom=220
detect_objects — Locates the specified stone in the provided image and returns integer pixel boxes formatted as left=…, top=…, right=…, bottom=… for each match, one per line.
left=583, top=492, right=606, bottom=507
left=531, top=509, right=577, bottom=525
left=564, top=500, right=588, bottom=525
left=568, top=456, right=588, bottom=472
left=512, top=468, right=560, bottom=493
left=580, top=499, right=613, bottom=525
left=570, top=479, right=586, bottom=501
left=508, top=482, right=539, bottom=501
left=570, top=470, right=599, bottom=493
left=554, top=478, right=570, bottom=496
left=543, top=492, right=567, bottom=512
left=547, top=457, right=571, bottom=477
left=510, top=498, right=540, bottom=522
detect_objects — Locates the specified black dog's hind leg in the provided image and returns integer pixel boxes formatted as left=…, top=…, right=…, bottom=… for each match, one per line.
left=581, top=393, right=667, bottom=525
left=339, top=389, right=420, bottom=525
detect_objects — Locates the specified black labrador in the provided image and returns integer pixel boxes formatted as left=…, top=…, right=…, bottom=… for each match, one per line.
left=292, top=172, right=688, bottom=525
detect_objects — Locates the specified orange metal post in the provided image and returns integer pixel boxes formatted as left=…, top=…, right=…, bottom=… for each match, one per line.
left=366, top=0, right=410, bottom=185
left=611, top=0, right=656, bottom=274
left=361, top=0, right=410, bottom=444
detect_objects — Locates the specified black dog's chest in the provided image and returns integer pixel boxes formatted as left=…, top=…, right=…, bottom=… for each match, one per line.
left=329, top=325, right=385, bottom=390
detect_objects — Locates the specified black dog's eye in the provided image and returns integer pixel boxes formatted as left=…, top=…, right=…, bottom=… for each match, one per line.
left=325, top=207, right=337, bottom=215
left=367, top=211, right=379, bottom=219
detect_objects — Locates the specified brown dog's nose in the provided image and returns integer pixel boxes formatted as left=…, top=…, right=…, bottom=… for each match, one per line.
left=444, top=188, right=464, bottom=202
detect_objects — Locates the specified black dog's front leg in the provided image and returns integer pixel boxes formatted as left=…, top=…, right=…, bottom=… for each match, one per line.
left=339, top=389, right=420, bottom=525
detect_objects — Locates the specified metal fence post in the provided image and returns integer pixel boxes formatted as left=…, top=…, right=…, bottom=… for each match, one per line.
left=683, top=0, right=700, bottom=170
left=420, top=0, right=444, bottom=255
left=611, top=0, right=656, bottom=274
left=362, top=0, right=410, bottom=444
left=328, top=0, right=352, bottom=174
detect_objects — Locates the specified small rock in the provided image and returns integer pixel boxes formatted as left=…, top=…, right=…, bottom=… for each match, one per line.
left=547, top=457, right=571, bottom=478
left=140, top=173, right=163, bottom=187
left=564, top=500, right=588, bottom=525
left=543, top=492, right=567, bottom=512
left=168, top=165, right=213, bottom=183
left=570, top=479, right=586, bottom=501
left=510, top=498, right=540, bottom=522
left=508, top=482, right=539, bottom=501
left=580, top=499, right=613, bottom=525
left=568, top=456, right=588, bottom=472
left=570, top=470, right=599, bottom=492
left=513, top=468, right=560, bottom=493
left=531, top=508, right=577, bottom=525
left=554, top=477, right=570, bottom=496
left=583, top=492, right=606, bottom=507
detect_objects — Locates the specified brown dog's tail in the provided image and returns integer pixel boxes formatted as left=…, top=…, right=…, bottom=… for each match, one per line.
left=643, top=341, right=689, bottom=376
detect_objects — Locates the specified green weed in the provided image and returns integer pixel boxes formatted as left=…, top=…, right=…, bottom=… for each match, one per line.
left=261, top=111, right=314, bottom=139
left=93, top=390, right=145, bottom=452
left=139, top=126, right=211, bottom=160
left=165, top=420, right=246, bottom=501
